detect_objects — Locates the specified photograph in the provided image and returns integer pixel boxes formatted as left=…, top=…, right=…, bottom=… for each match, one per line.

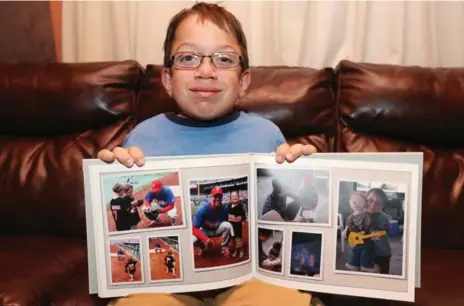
left=148, top=236, right=182, bottom=282
left=256, top=167, right=330, bottom=225
left=109, top=238, right=143, bottom=284
left=335, top=180, right=407, bottom=278
left=289, top=231, right=323, bottom=280
left=102, top=171, right=185, bottom=233
left=257, top=227, right=284, bottom=274
left=189, top=176, right=250, bottom=270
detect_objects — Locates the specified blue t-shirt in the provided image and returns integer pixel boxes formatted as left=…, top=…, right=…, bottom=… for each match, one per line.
left=123, top=111, right=286, bottom=156
left=192, top=202, right=229, bottom=230
left=145, top=186, right=175, bottom=207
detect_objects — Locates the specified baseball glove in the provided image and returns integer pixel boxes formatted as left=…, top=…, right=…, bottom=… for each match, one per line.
left=144, top=209, right=160, bottom=221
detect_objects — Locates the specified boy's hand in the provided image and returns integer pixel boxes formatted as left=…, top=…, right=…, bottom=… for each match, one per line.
left=97, top=146, right=145, bottom=168
left=275, top=143, right=317, bottom=163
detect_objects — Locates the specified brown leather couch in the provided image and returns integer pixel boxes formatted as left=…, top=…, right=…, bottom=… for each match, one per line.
left=1, top=60, right=462, bottom=306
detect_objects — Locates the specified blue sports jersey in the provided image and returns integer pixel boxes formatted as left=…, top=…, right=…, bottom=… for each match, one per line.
left=145, top=186, right=175, bottom=208
left=192, top=202, right=229, bottom=230
left=123, top=111, right=286, bottom=156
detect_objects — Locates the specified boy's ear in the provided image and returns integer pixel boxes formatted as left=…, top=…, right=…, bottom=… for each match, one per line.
left=161, top=67, right=173, bottom=97
left=238, top=69, right=251, bottom=98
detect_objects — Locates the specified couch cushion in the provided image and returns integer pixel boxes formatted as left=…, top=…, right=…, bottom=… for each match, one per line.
left=335, top=60, right=464, bottom=148
left=335, top=60, right=464, bottom=249
left=0, top=60, right=143, bottom=137
left=0, top=61, right=142, bottom=238
left=0, top=236, right=87, bottom=306
left=136, top=65, right=336, bottom=152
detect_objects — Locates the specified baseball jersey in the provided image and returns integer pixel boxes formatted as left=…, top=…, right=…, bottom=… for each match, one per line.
left=192, top=202, right=228, bottom=231
left=122, top=111, right=286, bottom=156
left=145, top=186, right=175, bottom=207
left=164, top=255, right=175, bottom=267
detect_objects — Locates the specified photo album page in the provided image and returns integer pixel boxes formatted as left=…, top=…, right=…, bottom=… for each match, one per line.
left=83, top=152, right=422, bottom=303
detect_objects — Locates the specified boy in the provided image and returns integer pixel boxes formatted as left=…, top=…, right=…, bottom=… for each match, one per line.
left=100, top=2, right=317, bottom=306
left=124, top=256, right=138, bottom=282
left=342, top=192, right=379, bottom=273
left=227, top=190, right=246, bottom=258
left=122, top=184, right=143, bottom=230
left=164, top=250, right=176, bottom=277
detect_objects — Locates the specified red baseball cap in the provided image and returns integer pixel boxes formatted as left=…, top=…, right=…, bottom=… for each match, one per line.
left=151, top=180, right=163, bottom=192
left=210, top=186, right=223, bottom=196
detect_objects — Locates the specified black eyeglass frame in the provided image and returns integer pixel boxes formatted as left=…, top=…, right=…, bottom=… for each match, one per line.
left=167, top=51, right=243, bottom=69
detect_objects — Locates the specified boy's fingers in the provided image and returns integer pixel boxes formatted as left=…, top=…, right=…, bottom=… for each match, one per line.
left=275, top=143, right=290, bottom=163
left=302, top=144, right=317, bottom=155
left=113, top=147, right=135, bottom=167
left=287, top=143, right=304, bottom=162
left=97, top=149, right=115, bottom=163
left=128, top=146, right=145, bottom=166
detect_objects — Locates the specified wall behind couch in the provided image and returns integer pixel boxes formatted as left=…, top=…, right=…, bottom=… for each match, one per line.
left=61, top=1, right=464, bottom=68
left=0, top=1, right=61, bottom=63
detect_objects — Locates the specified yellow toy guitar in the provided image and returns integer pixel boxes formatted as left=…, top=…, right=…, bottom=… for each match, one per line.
left=348, top=231, right=386, bottom=247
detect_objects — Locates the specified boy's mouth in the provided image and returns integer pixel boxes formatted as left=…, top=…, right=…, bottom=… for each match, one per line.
left=190, top=86, right=222, bottom=99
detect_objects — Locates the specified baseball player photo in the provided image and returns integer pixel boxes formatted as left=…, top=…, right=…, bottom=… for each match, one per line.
left=109, top=238, right=143, bottom=284
left=148, top=236, right=182, bottom=282
left=189, top=176, right=250, bottom=270
left=256, top=168, right=330, bottom=225
left=103, top=171, right=186, bottom=233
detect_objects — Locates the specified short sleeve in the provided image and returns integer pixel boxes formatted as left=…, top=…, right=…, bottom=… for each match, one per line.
left=273, top=127, right=287, bottom=150
left=122, top=131, right=138, bottom=149
left=145, top=191, right=153, bottom=203
left=192, top=205, right=205, bottom=228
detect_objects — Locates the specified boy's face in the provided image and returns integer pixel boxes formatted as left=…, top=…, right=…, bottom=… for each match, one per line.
left=162, top=14, right=251, bottom=121
left=231, top=192, right=239, bottom=202
left=350, top=193, right=366, bottom=212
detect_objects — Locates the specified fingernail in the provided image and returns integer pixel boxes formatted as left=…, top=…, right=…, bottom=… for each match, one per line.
left=136, top=158, right=145, bottom=166
left=276, top=155, right=285, bottom=163
left=126, top=159, right=134, bottom=167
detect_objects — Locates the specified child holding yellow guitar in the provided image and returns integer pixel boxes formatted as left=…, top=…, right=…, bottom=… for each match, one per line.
left=342, top=192, right=385, bottom=273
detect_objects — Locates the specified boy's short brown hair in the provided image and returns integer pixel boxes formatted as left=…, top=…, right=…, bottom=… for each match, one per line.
left=112, top=183, right=123, bottom=193
left=123, top=184, right=133, bottom=192
left=163, top=2, right=249, bottom=70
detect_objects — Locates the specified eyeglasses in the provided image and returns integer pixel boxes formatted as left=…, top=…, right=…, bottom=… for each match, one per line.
left=170, top=51, right=242, bottom=69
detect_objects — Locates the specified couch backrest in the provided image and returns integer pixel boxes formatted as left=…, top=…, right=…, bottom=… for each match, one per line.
left=336, top=60, right=464, bottom=249
left=136, top=65, right=336, bottom=152
left=0, top=60, right=142, bottom=238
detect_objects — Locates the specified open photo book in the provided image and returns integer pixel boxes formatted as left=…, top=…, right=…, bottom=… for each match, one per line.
left=83, top=152, right=423, bottom=302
